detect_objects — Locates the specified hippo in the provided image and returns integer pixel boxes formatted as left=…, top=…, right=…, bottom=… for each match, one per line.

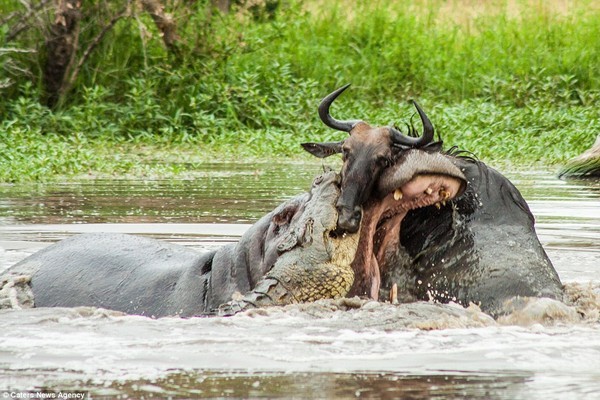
left=369, top=150, right=565, bottom=316
left=3, top=170, right=352, bottom=317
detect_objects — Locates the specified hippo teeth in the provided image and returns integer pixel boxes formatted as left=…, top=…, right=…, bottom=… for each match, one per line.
left=393, top=189, right=403, bottom=201
left=425, top=187, right=433, bottom=195
left=390, top=283, right=398, bottom=304
left=439, top=188, right=451, bottom=200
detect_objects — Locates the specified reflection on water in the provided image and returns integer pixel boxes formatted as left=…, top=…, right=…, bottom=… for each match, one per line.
left=0, top=164, right=599, bottom=399
left=2, top=370, right=530, bottom=400
left=3, top=371, right=596, bottom=400
left=0, top=162, right=321, bottom=225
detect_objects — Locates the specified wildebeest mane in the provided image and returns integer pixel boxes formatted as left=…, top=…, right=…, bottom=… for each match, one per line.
left=444, top=145, right=479, bottom=163
left=442, top=147, right=534, bottom=223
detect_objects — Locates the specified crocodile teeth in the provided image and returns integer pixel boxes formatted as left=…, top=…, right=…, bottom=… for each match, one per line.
left=393, top=189, right=403, bottom=201
left=425, top=187, right=433, bottom=195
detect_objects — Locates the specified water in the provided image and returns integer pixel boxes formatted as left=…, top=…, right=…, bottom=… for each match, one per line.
left=0, top=163, right=599, bottom=399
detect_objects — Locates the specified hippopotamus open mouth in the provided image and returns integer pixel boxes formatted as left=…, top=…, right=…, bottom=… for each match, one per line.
left=350, top=150, right=467, bottom=300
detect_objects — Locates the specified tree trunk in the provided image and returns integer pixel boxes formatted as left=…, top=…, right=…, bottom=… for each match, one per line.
left=140, top=0, right=180, bottom=54
left=43, top=0, right=81, bottom=108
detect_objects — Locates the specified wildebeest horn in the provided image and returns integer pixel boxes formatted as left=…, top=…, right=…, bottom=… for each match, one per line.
left=319, top=84, right=363, bottom=133
left=390, top=100, right=435, bottom=148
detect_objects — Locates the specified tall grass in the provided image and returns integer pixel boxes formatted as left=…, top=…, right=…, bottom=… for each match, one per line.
left=1, top=0, right=599, bottom=181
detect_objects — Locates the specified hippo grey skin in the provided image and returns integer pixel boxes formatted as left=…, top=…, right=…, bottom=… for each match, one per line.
left=303, top=85, right=564, bottom=317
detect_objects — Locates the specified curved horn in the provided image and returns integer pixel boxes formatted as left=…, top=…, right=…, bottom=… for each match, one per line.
left=390, top=100, right=435, bottom=147
left=319, top=84, right=363, bottom=133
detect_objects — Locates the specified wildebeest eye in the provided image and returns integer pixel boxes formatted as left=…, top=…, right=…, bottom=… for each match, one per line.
left=377, top=155, right=390, bottom=167
left=342, top=148, right=350, bottom=161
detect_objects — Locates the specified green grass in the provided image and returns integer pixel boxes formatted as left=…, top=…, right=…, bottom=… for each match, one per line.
left=1, top=0, right=599, bottom=182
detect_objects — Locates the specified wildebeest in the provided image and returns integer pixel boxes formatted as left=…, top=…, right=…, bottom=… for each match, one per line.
left=303, top=85, right=563, bottom=316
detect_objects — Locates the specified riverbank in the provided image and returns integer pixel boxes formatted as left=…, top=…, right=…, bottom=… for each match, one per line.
left=2, top=99, right=597, bottom=182
left=1, top=0, right=599, bottom=182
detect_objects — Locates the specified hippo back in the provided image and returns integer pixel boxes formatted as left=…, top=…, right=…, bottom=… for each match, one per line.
left=10, top=233, right=213, bottom=317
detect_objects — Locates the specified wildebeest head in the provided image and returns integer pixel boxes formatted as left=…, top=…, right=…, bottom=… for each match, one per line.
left=302, top=84, right=438, bottom=233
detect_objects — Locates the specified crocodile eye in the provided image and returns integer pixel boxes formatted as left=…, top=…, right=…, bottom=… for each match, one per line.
left=313, top=175, right=324, bottom=186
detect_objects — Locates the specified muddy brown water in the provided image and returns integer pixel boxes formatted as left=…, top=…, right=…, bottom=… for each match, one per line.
left=0, top=162, right=599, bottom=399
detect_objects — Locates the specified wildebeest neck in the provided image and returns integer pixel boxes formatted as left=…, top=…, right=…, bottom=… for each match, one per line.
left=349, top=150, right=467, bottom=299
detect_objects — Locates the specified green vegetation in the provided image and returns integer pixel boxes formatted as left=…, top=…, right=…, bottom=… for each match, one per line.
left=1, top=0, right=599, bottom=182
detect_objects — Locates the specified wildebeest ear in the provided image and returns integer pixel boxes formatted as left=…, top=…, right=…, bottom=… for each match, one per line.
left=301, top=141, right=343, bottom=158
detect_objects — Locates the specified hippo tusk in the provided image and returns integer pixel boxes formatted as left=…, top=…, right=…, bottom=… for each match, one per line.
left=393, top=189, right=403, bottom=201
left=390, top=283, right=398, bottom=304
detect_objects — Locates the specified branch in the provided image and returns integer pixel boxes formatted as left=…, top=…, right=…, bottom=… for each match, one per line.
left=0, top=47, right=37, bottom=54
left=63, top=5, right=130, bottom=94
left=43, top=0, right=82, bottom=107
left=0, top=11, right=20, bottom=26
left=5, top=0, right=52, bottom=42
left=0, top=79, right=13, bottom=90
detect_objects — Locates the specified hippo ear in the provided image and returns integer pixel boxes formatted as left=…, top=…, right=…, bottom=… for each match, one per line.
left=272, top=204, right=298, bottom=227
left=301, top=141, right=343, bottom=158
